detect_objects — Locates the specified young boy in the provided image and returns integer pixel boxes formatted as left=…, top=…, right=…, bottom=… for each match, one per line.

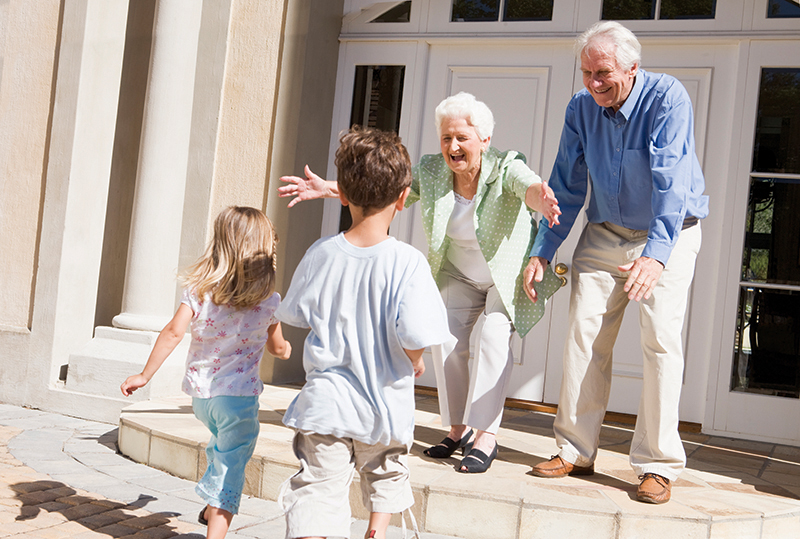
left=276, top=126, right=454, bottom=539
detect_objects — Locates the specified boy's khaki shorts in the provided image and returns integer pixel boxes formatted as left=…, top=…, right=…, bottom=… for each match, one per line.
left=282, top=430, right=414, bottom=539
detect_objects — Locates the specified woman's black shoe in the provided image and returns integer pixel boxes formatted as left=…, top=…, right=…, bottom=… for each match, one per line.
left=458, top=443, right=498, bottom=473
left=423, top=428, right=474, bottom=458
left=198, top=507, right=208, bottom=526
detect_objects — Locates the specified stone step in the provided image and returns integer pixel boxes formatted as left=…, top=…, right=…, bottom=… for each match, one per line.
left=118, top=386, right=800, bottom=539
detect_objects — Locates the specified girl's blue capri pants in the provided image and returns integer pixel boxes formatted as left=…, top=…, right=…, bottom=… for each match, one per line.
left=192, top=395, right=260, bottom=514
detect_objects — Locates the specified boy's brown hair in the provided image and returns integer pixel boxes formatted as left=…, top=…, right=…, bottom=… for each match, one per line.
left=334, top=126, right=412, bottom=216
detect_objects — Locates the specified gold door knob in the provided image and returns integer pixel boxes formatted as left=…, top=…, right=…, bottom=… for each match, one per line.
left=555, top=263, right=568, bottom=275
left=559, top=276, right=568, bottom=287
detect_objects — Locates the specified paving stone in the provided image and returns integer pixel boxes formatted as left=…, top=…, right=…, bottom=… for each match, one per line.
left=60, top=502, right=112, bottom=521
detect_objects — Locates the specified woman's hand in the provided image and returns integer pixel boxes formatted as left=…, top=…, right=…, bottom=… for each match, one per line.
left=539, top=181, right=561, bottom=227
left=525, top=182, right=561, bottom=227
left=278, top=165, right=337, bottom=208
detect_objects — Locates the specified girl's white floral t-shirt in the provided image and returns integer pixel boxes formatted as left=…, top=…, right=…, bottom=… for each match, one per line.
left=180, top=288, right=280, bottom=398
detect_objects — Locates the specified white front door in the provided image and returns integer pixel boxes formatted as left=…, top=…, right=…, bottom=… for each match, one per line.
left=710, top=40, right=800, bottom=444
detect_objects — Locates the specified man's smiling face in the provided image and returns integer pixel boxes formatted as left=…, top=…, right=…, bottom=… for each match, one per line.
left=580, top=41, right=637, bottom=113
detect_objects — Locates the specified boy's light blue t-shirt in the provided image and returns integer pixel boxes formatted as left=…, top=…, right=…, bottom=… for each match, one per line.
left=276, top=233, right=453, bottom=446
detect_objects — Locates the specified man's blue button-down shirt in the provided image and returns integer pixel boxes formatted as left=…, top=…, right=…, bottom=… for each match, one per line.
left=531, top=68, right=709, bottom=265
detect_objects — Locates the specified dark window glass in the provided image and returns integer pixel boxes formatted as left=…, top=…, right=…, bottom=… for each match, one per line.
left=342, top=65, right=405, bottom=231
left=740, top=177, right=800, bottom=286
left=504, top=0, right=553, bottom=21
left=660, top=0, right=715, bottom=19
left=601, top=0, right=655, bottom=20
left=451, top=0, right=500, bottom=22
left=768, top=0, right=800, bottom=18
left=752, top=69, right=800, bottom=175
left=372, top=1, right=412, bottom=23
left=731, top=287, right=800, bottom=398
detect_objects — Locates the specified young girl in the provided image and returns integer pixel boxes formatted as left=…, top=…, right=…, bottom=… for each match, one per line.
left=121, top=206, right=291, bottom=539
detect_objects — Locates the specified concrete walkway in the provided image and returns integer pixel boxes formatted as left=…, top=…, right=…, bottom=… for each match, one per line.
left=0, top=402, right=455, bottom=538
left=116, top=385, right=800, bottom=539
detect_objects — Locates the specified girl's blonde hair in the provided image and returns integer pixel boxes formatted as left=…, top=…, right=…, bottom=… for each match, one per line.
left=182, top=206, right=278, bottom=309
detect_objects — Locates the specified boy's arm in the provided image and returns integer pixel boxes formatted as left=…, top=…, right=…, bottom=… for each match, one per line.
left=120, top=303, right=193, bottom=396
left=266, top=321, right=292, bottom=360
left=404, top=348, right=425, bottom=378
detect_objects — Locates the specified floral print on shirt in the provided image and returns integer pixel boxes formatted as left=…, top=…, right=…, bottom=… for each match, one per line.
left=180, top=288, right=281, bottom=398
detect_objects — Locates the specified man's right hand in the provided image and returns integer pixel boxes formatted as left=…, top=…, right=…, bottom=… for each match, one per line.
left=524, top=256, right=549, bottom=303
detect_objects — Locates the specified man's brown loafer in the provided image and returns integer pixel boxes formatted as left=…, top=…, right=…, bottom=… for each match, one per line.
left=637, top=473, right=671, bottom=504
left=530, top=455, right=594, bottom=478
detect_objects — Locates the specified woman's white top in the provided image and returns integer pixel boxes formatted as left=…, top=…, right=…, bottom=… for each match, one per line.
left=445, top=192, right=493, bottom=284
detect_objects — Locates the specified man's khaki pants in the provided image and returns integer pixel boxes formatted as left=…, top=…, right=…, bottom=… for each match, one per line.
left=554, top=220, right=702, bottom=481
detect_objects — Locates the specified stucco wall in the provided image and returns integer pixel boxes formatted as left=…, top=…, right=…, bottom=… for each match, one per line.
left=0, top=1, right=60, bottom=331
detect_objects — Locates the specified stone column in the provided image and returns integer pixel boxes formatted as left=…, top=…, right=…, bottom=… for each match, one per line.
left=112, top=0, right=203, bottom=332
left=65, top=0, right=203, bottom=405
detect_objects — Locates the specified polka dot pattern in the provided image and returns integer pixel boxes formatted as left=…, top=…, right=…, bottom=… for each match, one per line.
left=407, top=147, right=561, bottom=337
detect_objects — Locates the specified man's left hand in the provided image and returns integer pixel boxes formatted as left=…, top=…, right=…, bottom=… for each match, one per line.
left=619, top=256, right=664, bottom=302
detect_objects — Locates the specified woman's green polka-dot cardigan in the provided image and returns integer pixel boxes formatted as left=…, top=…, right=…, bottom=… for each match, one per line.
left=407, top=146, right=561, bottom=337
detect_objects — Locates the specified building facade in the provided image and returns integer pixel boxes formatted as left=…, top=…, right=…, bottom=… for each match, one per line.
left=1, top=0, right=799, bottom=445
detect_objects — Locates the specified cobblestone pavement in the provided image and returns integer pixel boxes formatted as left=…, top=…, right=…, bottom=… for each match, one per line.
left=0, top=404, right=454, bottom=539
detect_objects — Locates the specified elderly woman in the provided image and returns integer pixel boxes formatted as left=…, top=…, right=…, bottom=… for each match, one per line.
left=280, top=92, right=562, bottom=473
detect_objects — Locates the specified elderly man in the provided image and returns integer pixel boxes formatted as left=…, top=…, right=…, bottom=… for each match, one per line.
left=525, top=21, right=708, bottom=504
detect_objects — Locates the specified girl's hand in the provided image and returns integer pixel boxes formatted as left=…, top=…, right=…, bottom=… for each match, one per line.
left=121, top=374, right=149, bottom=396
left=278, top=165, right=333, bottom=208
left=277, top=341, right=292, bottom=360
left=539, top=180, right=561, bottom=227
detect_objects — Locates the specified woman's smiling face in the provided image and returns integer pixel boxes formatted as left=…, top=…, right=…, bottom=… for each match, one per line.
left=580, top=43, right=637, bottom=112
left=439, top=116, right=488, bottom=178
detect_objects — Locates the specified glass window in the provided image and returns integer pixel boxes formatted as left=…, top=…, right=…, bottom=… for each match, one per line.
left=660, top=0, right=715, bottom=19
left=731, top=287, right=800, bottom=398
left=372, top=1, right=412, bottom=23
left=602, top=0, right=655, bottom=20
left=451, top=0, right=553, bottom=22
left=452, top=0, right=500, bottom=21
left=753, top=69, right=800, bottom=174
left=768, top=0, right=800, bottom=18
left=341, top=65, right=405, bottom=231
left=602, top=0, right=716, bottom=20
left=732, top=67, right=800, bottom=399
left=504, top=0, right=554, bottom=21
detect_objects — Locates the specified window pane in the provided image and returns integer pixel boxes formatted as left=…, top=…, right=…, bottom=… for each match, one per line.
left=372, top=1, right=412, bottom=23
left=731, top=287, right=800, bottom=398
left=768, top=0, right=800, bottom=18
left=601, top=0, right=655, bottom=20
left=741, top=177, right=800, bottom=286
left=343, top=65, right=405, bottom=231
left=504, top=0, right=553, bottom=21
left=752, top=68, right=800, bottom=175
left=659, top=0, right=716, bottom=19
left=451, top=0, right=500, bottom=22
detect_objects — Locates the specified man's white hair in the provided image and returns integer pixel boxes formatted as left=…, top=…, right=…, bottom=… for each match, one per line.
left=575, top=21, right=642, bottom=71
left=434, top=92, right=495, bottom=142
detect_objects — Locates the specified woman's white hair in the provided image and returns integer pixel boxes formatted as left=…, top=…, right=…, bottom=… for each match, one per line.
left=575, top=21, right=641, bottom=71
left=434, top=92, right=495, bottom=142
